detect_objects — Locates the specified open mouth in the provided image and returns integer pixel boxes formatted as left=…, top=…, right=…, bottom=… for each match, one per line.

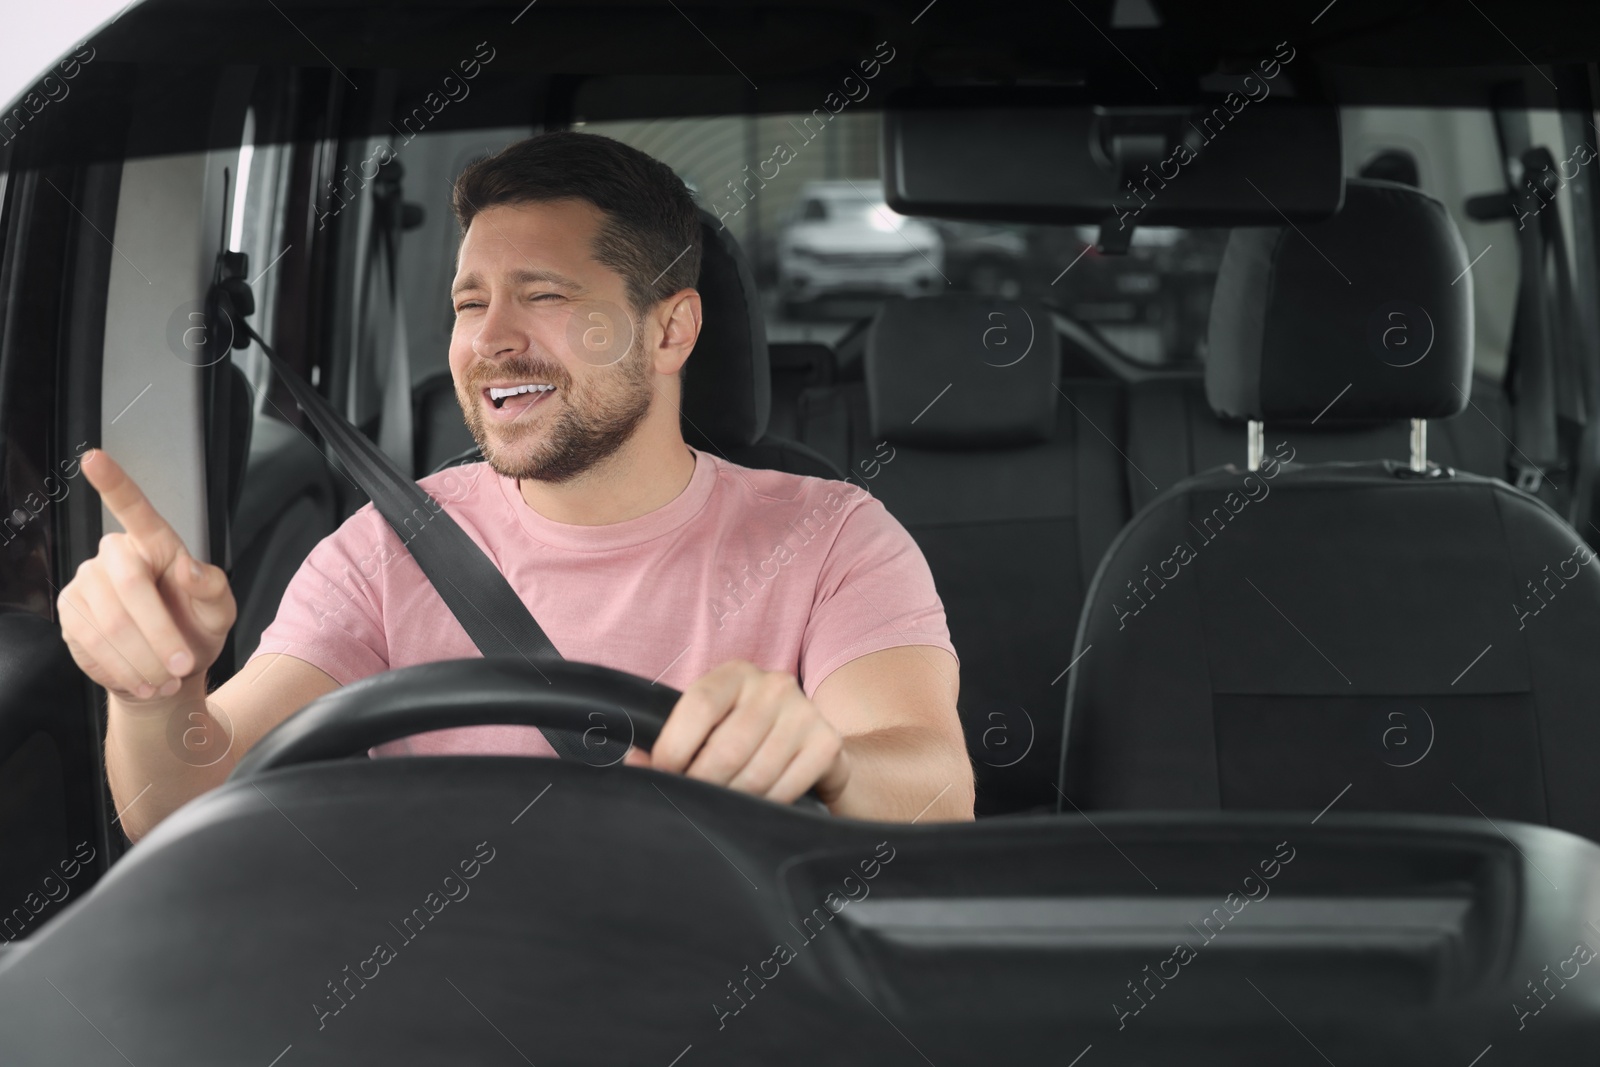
left=482, top=382, right=557, bottom=420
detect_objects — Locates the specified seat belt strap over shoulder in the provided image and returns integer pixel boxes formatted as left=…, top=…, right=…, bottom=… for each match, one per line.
left=214, top=254, right=590, bottom=762
left=270, top=335, right=591, bottom=762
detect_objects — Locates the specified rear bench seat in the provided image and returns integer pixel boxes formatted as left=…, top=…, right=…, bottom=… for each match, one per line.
left=797, top=295, right=1130, bottom=815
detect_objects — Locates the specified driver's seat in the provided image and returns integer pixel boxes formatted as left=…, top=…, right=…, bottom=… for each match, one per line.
left=419, top=209, right=843, bottom=481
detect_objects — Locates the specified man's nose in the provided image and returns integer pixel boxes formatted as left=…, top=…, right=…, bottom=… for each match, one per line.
left=471, top=297, right=527, bottom=361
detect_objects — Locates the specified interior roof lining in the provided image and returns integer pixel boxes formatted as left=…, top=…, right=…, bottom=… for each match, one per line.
left=5, top=0, right=1597, bottom=167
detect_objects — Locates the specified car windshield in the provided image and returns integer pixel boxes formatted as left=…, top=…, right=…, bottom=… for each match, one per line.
left=4, top=3, right=1600, bottom=1063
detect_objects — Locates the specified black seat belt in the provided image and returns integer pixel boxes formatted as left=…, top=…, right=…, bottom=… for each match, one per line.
left=214, top=254, right=590, bottom=762
left=1498, top=146, right=1588, bottom=518
left=1467, top=146, right=1580, bottom=513
left=1506, top=151, right=1562, bottom=498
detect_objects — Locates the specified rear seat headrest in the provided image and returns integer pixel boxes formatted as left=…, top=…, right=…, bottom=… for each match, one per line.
left=681, top=209, right=770, bottom=448
left=1205, top=178, right=1474, bottom=424
left=865, top=296, right=1061, bottom=447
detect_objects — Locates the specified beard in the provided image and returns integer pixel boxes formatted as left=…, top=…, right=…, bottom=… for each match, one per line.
left=456, top=328, right=655, bottom=484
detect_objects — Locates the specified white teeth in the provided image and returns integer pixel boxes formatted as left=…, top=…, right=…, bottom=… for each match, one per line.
left=488, top=384, right=555, bottom=401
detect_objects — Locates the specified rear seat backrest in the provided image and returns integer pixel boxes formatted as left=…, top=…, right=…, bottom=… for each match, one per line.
left=798, top=295, right=1129, bottom=815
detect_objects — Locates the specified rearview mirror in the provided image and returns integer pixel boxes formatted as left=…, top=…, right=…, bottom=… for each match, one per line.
left=883, top=97, right=1344, bottom=240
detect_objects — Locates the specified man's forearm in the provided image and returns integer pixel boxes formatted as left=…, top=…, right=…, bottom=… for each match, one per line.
left=831, top=725, right=974, bottom=822
left=105, top=675, right=237, bottom=841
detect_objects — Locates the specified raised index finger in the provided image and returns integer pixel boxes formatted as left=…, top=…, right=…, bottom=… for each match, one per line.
left=82, top=450, right=186, bottom=554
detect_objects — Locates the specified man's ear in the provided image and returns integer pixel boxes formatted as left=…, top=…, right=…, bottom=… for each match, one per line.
left=652, top=288, right=701, bottom=376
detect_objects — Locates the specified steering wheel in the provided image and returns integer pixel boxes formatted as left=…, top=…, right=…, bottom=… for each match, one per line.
left=229, top=658, right=678, bottom=779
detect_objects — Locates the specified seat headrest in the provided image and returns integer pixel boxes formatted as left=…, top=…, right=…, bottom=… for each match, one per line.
left=865, top=296, right=1061, bottom=447
left=1205, top=178, right=1474, bottom=424
left=680, top=209, right=770, bottom=448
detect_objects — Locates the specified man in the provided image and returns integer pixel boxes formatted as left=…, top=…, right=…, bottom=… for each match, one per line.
left=60, top=131, right=972, bottom=841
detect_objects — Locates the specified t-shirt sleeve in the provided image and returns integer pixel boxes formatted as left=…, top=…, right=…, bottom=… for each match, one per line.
left=798, top=490, right=958, bottom=698
left=245, top=505, right=399, bottom=686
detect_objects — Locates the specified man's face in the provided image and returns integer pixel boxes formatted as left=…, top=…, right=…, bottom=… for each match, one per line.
left=449, top=199, right=655, bottom=483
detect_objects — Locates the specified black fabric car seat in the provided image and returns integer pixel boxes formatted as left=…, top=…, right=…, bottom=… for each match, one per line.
left=410, top=370, right=462, bottom=477
left=1059, top=178, right=1600, bottom=843
left=798, top=295, right=1129, bottom=816
left=416, top=209, right=841, bottom=481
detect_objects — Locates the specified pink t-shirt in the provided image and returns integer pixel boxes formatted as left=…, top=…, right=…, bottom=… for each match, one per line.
left=248, top=447, right=957, bottom=756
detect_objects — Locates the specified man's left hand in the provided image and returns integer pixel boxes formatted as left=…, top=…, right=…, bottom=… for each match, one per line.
left=627, top=659, right=852, bottom=806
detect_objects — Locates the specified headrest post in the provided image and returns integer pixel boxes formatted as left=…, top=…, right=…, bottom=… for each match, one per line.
left=1247, top=420, right=1264, bottom=472
left=1410, top=418, right=1428, bottom=472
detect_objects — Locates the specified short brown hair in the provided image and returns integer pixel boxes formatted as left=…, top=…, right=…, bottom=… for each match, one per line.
left=451, top=131, right=702, bottom=318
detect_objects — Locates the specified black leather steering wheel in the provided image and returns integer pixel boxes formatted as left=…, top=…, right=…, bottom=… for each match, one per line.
left=230, top=658, right=677, bottom=779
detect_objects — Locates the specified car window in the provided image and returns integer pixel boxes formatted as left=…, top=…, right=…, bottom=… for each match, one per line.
left=225, top=108, right=291, bottom=403
left=1342, top=106, right=1518, bottom=382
